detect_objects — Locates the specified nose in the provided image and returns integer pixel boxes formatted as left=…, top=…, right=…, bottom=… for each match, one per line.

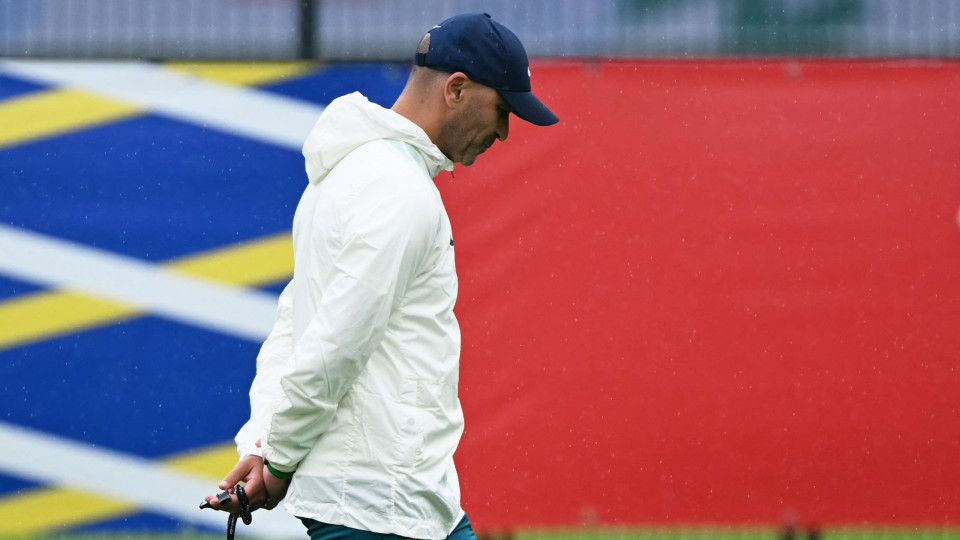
left=496, top=113, right=510, bottom=142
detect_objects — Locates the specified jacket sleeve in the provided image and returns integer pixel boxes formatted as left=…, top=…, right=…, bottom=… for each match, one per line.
left=262, top=177, right=437, bottom=472
left=234, top=281, right=295, bottom=458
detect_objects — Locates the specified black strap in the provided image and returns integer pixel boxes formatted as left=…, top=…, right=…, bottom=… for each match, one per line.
left=226, top=513, right=237, bottom=540
left=226, top=484, right=252, bottom=540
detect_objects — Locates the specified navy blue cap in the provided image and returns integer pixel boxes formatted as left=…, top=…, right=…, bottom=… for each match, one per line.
left=415, top=13, right=559, bottom=126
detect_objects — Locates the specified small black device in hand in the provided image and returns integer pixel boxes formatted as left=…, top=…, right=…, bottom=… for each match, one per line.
left=198, top=488, right=232, bottom=509
left=199, top=483, right=252, bottom=540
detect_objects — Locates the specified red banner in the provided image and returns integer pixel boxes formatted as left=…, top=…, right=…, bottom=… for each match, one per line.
left=439, top=60, right=960, bottom=529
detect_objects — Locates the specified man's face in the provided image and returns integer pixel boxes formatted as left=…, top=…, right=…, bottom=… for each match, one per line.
left=439, top=82, right=511, bottom=166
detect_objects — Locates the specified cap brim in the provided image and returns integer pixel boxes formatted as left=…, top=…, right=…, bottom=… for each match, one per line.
left=500, top=90, right=559, bottom=126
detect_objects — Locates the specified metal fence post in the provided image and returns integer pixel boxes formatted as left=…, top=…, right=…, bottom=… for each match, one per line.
left=299, top=0, right=317, bottom=60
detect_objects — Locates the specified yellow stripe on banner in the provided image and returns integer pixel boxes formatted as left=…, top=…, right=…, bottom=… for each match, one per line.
left=0, top=443, right=237, bottom=535
left=0, top=88, right=142, bottom=149
left=167, top=232, right=293, bottom=286
left=0, top=488, right=135, bottom=535
left=165, top=61, right=318, bottom=87
left=165, top=442, right=242, bottom=478
left=0, top=232, right=293, bottom=352
left=0, top=291, right=140, bottom=350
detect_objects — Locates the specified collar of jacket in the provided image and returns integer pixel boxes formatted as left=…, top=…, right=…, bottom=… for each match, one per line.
left=302, top=92, right=455, bottom=184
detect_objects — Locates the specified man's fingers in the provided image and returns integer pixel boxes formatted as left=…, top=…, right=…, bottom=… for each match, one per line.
left=223, top=455, right=264, bottom=490
left=219, top=469, right=244, bottom=490
left=205, top=493, right=242, bottom=514
left=238, top=475, right=272, bottom=511
left=205, top=456, right=265, bottom=513
left=220, top=459, right=255, bottom=490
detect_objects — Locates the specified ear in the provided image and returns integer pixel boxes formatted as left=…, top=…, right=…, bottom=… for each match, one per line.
left=443, top=72, right=470, bottom=108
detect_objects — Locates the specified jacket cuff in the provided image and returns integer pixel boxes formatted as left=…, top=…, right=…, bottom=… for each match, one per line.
left=262, top=444, right=298, bottom=474
left=264, top=459, right=296, bottom=479
left=237, top=441, right=263, bottom=459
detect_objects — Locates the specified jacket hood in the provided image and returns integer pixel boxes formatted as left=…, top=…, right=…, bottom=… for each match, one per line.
left=302, top=92, right=454, bottom=185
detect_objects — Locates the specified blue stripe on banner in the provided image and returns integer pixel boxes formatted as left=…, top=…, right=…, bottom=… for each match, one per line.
left=259, top=281, right=289, bottom=297
left=72, top=511, right=217, bottom=534
left=0, top=114, right=305, bottom=261
left=0, top=276, right=42, bottom=300
left=261, top=63, right=409, bottom=109
left=0, top=316, right=258, bottom=459
left=0, top=74, right=48, bottom=100
left=0, top=474, right=39, bottom=498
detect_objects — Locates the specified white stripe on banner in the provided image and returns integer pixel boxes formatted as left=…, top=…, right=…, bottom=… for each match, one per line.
left=0, top=421, right=304, bottom=538
left=0, top=60, right=324, bottom=151
left=0, top=224, right=276, bottom=341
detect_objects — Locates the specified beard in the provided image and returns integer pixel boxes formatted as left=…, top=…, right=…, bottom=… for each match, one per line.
left=437, top=95, right=492, bottom=166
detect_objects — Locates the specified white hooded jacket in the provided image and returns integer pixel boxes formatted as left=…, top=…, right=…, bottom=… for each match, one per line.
left=234, top=92, right=464, bottom=539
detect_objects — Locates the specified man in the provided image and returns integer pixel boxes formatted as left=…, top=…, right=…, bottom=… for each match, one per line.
left=205, top=13, right=557, bottom=540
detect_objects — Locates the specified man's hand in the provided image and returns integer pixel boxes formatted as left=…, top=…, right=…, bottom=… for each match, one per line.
left=204, top=454, right=269, bottom=514
left=261, top=463, right=292, bottom=509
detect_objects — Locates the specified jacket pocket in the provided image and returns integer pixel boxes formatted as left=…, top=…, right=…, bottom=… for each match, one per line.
left=394, top=379, right=426, bottom=468
left=437, top=242, right=458, bottom=299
